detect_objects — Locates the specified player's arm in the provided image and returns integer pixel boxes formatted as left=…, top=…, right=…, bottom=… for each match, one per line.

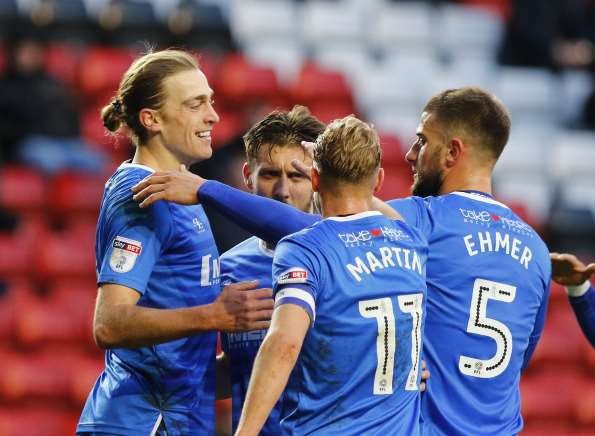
left=216, top=351, right=231, bottom=399
left=235, top=304, right=309, bottom=436
left=93, top=281, right=274, bottom=349
left=131, top=165, right=319, bottom=245
left=551, top=252, right=595, bottom=347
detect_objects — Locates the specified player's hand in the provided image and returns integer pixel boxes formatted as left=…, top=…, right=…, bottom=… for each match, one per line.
left=291, top=141, right=315, bottom=179
left=214, top=281, right=274, bottom=332
left=550, top=252, right=595, bottom=286
left=131, top=164, right=207, bottom=208
left=420, top=359, right=430, bottom=392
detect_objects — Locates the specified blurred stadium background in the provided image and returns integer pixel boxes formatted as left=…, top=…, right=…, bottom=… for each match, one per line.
left=0, top=0, right=593, bottom=435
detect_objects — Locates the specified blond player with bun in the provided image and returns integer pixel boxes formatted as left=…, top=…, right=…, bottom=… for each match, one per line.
left=77, top=49, right=273, bottom=435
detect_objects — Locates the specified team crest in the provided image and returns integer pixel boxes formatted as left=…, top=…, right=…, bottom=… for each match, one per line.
left=109, top=236, right=142, bottom=273
left=278, top=267, right=308, bottom=284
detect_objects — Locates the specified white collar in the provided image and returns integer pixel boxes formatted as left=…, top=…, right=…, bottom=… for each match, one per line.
left=119, top=161, right=156, bottom=173
left=451, top=191, right=510, bottom=209
left=326, top=210, right=382, bottom=222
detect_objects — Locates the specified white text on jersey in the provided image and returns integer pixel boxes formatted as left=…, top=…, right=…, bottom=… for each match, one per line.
left=347, top=246, right=423, bottom=282
left=463, top=231, right=533, bottom=269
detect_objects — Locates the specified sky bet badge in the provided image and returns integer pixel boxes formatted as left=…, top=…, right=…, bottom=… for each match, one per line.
left=109, top=236, right=142, bottom=273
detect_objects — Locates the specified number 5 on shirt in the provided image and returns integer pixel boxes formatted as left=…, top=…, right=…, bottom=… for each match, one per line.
left=459, top=278, right=516, bottom=378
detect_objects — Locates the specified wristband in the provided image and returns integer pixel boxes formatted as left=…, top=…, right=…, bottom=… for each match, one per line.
left=566, top=280, right=591, bottom=297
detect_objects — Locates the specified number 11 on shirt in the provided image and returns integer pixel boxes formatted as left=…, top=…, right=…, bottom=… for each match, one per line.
left=359, top=294, right=424, bottom=395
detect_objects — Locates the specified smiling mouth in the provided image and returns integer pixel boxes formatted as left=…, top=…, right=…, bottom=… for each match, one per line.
left=196, top=131, right=211, bottom=139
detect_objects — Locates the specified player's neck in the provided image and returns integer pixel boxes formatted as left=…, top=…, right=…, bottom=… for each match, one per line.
left=132, top=142, right=182, bottom=172
left=318, top=192, right=373, bottom=218
left=440, top=165, right=493, bottom=196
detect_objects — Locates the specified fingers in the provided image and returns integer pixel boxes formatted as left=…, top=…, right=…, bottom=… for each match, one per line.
left=421, top=359, right=427, bottom=370
left=227, top=280, right=259, bottom=291
left=291, top=159, right=312, bottom=178
left=585, top=263, right=595, bottom=276
left=300, top=140, right=315, bottom=154
left=420, top=381, right=426, bottom=392
left=139, top=192, right=167, bottom=208
left=250, top=298, right=274, bottom=311
left=246, top=288, right=273, bottom=300
left=132, top=183, right=166, bottom=202
left=131, top=174, right=170, bottom=193
left=244, top=320, right=271, bottom=330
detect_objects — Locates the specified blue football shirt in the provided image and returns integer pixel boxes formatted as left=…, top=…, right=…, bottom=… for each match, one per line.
left=272, top=211, right=428, bottom=436
left=77, top=162, right=221, bottom=435
left=389, top=191, right=551, bottom=436
left=219, top=236, right=282, bottom=435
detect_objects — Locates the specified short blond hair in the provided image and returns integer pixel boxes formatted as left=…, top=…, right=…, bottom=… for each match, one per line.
left=314, top=115, right=381, bottom=183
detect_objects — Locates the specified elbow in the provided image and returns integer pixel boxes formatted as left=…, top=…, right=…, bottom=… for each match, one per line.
left=265, top=331, right=303, bottom=362
left=93, top=322, right=119, bottom=349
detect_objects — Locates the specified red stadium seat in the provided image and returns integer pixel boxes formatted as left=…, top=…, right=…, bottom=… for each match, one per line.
left=210, top=109, right=247, bottom=149
left=0, top=407, right=78, bottom=436
left=218, top=54, right=283, bottom=105
left=376, top=166, right=412, bottom=201
left=0, top=282, right=36, bottom=341
left=69, top=354, right=104, bottom=405
left=0, top=232, right=34, bottom=280
left=307, top=101, right=356, bottom=125
left=33, top=228, right=96, bottom=282
left=44, top=43, right=82, bottom=88
left=79, top=46, right=137, bottom=103
left=47, top=171, right=105, bottom=220
left=529, top=302, right=588, bottom=366
left=291, top=62, right=354, bottom=108
left=0, top=352, right=71, bottom=402
left=379, top=133, right=407, bottom=167
left=0, top=166, right=46, bottom=215
left=521, top=370, right=581, bottom=421
left=574, top=378, right=595, bottom=426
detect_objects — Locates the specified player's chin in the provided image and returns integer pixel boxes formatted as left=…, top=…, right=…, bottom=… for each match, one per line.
left=193, top=141, right=213, bottom=161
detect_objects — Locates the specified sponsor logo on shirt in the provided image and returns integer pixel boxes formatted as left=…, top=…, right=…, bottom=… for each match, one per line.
left=458, top=208, right=533, bottom=236
left=109, top=236, right=142, bottom=273
left=278, top=268, right=308, bottom=284
left=193, top=217, right=206, bottom=234
left=338, top=226, right=411, bottom=247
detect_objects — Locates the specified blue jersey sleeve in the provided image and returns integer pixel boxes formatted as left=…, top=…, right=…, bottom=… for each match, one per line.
left=388, top=197, right=433, bottom=238
left=272, top=237, right=321, bottom=324
left=569, top=285, right=595, bottom=347
left=199, top=180, right=319, bottom=244
left=97, top=198, right=173, bottom=294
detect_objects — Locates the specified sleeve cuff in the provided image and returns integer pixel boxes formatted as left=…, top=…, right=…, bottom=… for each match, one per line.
left=566, top=281, right=591, bottom=298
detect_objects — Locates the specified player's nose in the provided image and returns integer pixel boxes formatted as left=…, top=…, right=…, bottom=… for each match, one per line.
left=205, top=103, right=220, bottom=125
left=405, top=144, right=417, bottom=165
left=273, top=176, right=290, bottom=202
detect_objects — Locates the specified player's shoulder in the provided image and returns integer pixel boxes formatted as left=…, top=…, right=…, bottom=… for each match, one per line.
left=221, top=236, right=262, bottom=261
left=102, top=162, right=172, bottom=222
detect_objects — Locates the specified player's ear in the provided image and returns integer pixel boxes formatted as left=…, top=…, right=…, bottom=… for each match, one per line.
left=242, top=162, right=254, bottom=190
left=446, top=138, right=464, bottom=168
left=139, top=108, right=160, bottom=133
left=311, top=167, right=320, bottom=192
left=373, top=167, right=384, bottom=195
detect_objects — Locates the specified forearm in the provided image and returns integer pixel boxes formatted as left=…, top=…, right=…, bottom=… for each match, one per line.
left=236, top=331, right=301, bottom=435
left=199, top=181, right=318, bottom=244
left=94, top=302, right=219, bottom=349
left=216, top=352, right=232, bottom=400
left=568, top=283, right=595, bottom=347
